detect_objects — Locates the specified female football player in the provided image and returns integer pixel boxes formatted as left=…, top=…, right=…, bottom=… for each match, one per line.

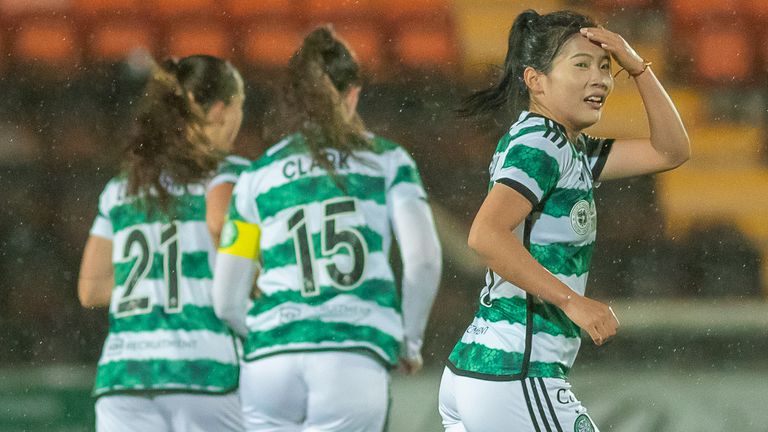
left=78, top=55, right=246, bottom=432
left=212, top=26, right=443, bottom=431
left=439, top=9, right=689, bottom=432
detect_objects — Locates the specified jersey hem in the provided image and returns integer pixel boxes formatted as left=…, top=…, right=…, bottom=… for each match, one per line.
left=446, top=360, right=527, bottom=381
left=243, top=346, right=394, bottom=369
left=93, top=385, right=239, bottom=399
left=445, top=360, right=568, bottom=382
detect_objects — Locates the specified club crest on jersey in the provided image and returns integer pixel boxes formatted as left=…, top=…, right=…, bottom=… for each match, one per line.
left=569, top=200, right=595, bottom=236
left=574, top=414, right=595, bottom=432
left=220, top=221, right=238, bottom=248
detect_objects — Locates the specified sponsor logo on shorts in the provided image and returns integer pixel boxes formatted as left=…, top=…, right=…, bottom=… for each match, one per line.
left=557, top=388, right=576, bottom=404
left=220, top=220, right=238, bottom=248
left=574, top=414, right=595, bottom=432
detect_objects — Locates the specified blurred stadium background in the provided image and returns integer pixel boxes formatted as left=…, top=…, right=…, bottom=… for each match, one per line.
left=1, top=0, right=767, bottom=430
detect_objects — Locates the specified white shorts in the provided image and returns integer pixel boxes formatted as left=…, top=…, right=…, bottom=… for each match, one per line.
left=96, top=391, right=243, bottom=432
left=438, top=367, right=599, bottom=432
left=239, top=351, right=389, bottom=432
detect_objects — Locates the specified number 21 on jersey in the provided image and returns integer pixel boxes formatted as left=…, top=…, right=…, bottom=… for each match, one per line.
left=115, top=222, right=181, bottom=318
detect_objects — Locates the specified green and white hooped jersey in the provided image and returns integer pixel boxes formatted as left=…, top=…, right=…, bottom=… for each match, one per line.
left=229, top=133, right=426, bottom=366
left=89, top=155, right=250, bottom=397
left=448, top=111, right=614, bottom=381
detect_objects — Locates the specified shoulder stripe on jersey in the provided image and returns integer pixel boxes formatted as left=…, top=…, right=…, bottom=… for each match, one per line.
left=256, top=173, right=386, bottom=221
left=497, top=125, right=548, bottom=155
left=522, top=378, right=544, bottom=432
left=530, top=378, right=554, bottom=432
left=538, top=377, right=565, bottom=432
left=495, top=178, right=540, bottom=209
left=542, top=119, right=568, bottom=149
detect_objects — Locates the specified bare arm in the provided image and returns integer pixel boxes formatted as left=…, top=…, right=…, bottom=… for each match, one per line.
left=469, top=184, right=618, bottom=345
left=78, top=236, right=114, bottom=308
left=581, top=28, right=690, bottom=180
left=206, top=183, right=234, bottom=247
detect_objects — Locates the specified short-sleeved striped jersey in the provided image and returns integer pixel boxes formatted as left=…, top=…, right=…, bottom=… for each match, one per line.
left=89, top=155, right=249, bottom=397
left=229, top=133, right=426, bottom=366
left=448, top=111, right=613, bottom=380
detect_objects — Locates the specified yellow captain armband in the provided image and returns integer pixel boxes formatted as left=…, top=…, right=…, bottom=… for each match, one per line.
left=218, top=219, right=261, bottom=260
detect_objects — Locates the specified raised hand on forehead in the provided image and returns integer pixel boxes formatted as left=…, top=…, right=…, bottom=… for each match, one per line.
left=580, top=27, right=646, bottom=76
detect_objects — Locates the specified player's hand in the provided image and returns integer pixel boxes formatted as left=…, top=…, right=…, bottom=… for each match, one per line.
left=398, top=353, right=423, bottom=375
left=561, top=295, right=619, bottom=346
left=579, top=27, right=645, bottom=76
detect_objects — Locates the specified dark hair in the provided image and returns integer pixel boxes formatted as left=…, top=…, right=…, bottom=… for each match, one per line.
left=124, top=55, right=243, bottom=213
left=276, top=25, right=372, bottom=180
left=459, top=10, right=596, bottom=119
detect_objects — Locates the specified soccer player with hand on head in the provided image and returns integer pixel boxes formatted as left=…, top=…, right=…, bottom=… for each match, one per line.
left=439, top=10, right=689, bottom=432
left=78, top=55, right=246, bottom=432
left=212, top=25, right=442, bottom=432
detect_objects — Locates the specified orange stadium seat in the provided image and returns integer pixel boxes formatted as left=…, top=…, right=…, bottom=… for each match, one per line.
left=667, top=0, right=740, bottom=23
left=742, top=0, right=768, bottom=18
left=691, top=28, right=754, bottom=83
left=12, top=17, right=79, bottom=65
left=0, top=0, right=69, bottom=16
left=371, top=0, right=450, bottom=21
left=241, top=23, right=304, bottom=68
left=394, top=26, right=457, bottom=70
left=89, top=20, right=154, bottom=61
left=71, top=0, right=144, bottom=16
left=591, top=0, right=652, bottom=8
left=151, top=0, right=217, bottom=18
left=165, top=22, right=232, bottom=58
left=333, top=24, right=385, bottom=73
left=224, top=0, right=293, bottom=18
left=305, top=0, right=375, bottom=22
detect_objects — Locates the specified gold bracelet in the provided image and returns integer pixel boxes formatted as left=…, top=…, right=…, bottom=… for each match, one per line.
left=629, top=61, right=653, bottom=77
left=613, top=61, right=653, bottom=79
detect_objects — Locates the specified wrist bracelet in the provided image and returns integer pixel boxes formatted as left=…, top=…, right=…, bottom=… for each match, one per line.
left=629, top=61, right=653, bottom=77
left=613, top=61, right=652, bottom=78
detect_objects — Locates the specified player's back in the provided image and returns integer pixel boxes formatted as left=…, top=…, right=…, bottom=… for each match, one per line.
left=233, top=133, right=424, bottom=366
left=92, top=176, right=239, bottom=396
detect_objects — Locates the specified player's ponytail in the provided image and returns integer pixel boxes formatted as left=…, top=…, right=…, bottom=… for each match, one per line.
left=124, top=55, right=243, bottom=214
left=459, top=10, right=596, bottom=120
left=276, top=25, right=372, bottom=181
